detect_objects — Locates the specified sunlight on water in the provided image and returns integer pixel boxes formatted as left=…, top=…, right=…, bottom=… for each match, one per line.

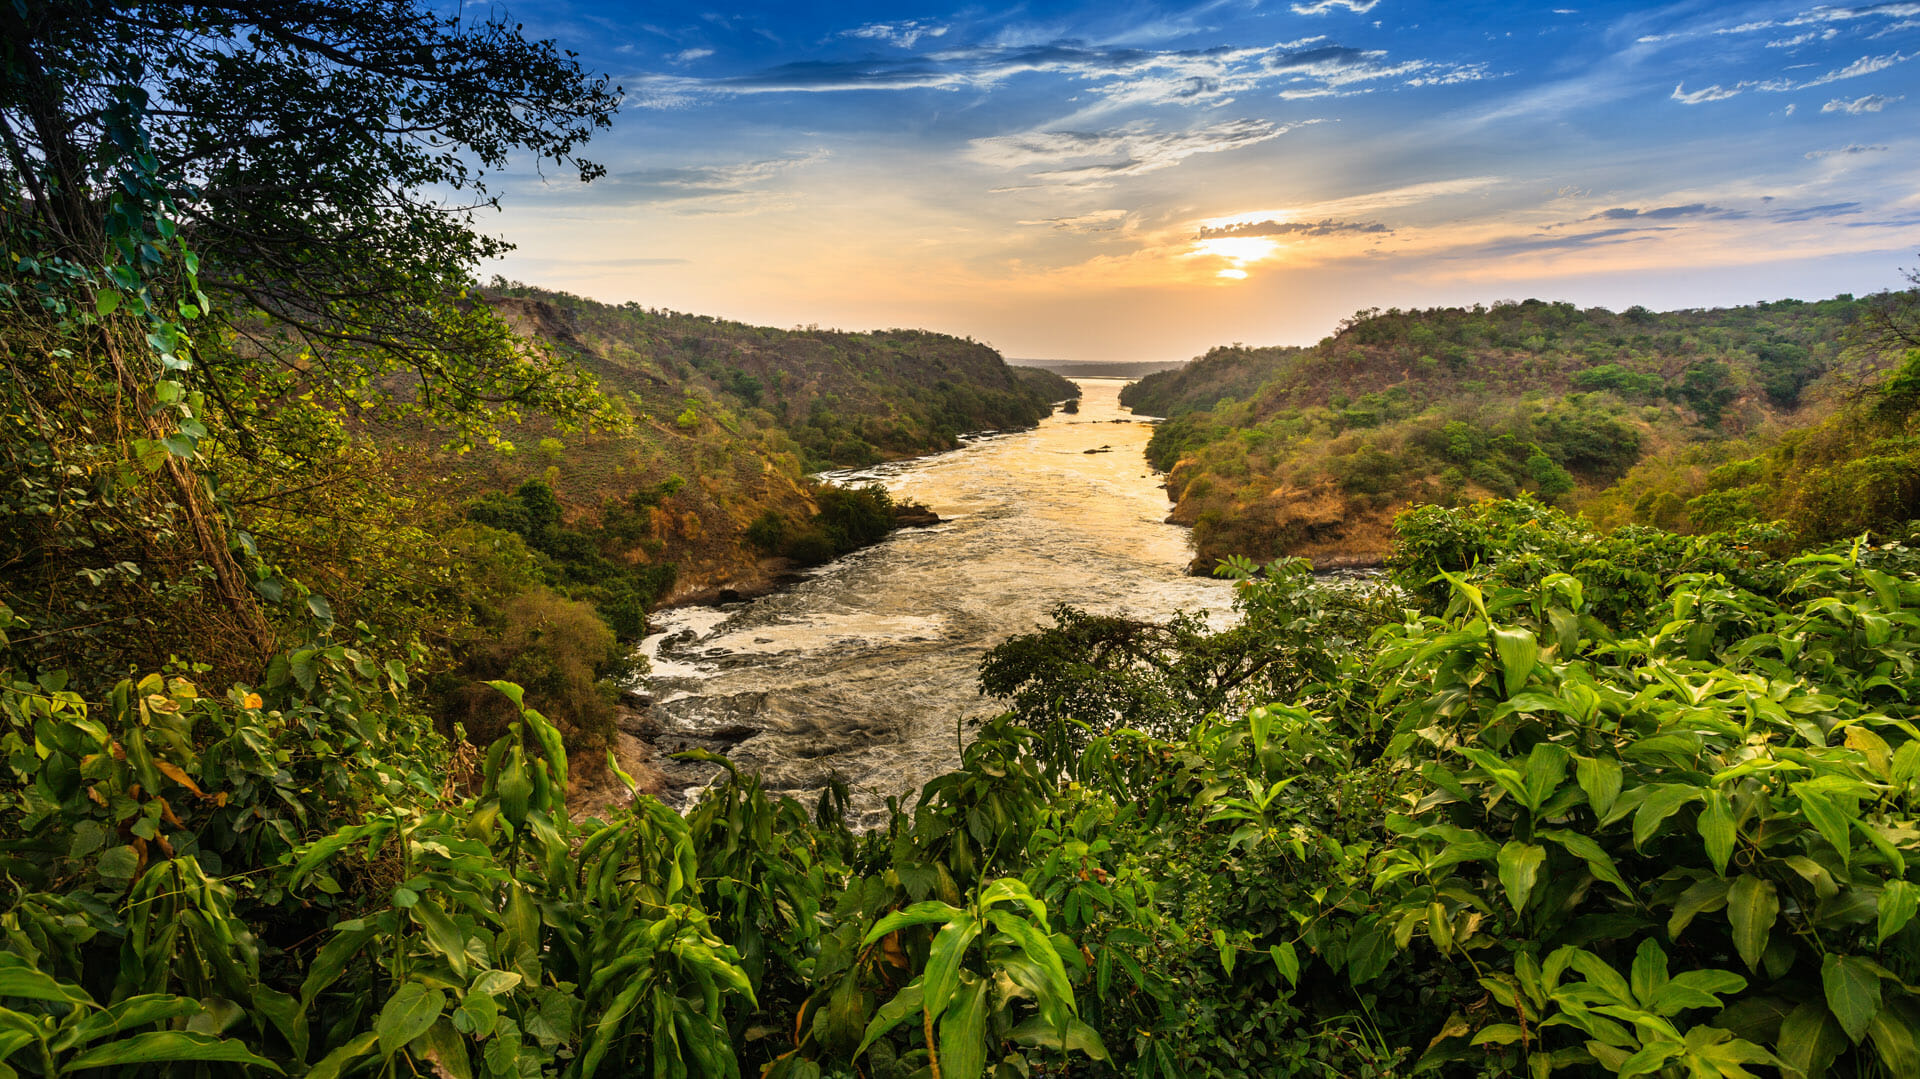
left=637, top=378, right=1232, bottom=824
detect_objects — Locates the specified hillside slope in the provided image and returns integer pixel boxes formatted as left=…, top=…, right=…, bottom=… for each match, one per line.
left=388, top=285, right=1074, bottom=603
left=1122, top=294, right=1897, bottom=570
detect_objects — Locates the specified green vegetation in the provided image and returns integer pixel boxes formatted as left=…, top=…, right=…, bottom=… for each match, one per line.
left=1123, top=296, right=1888, bottom=570
left=9, top=501, right=1920, bottom=1078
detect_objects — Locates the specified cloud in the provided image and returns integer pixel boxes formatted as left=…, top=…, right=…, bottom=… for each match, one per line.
left=1020, top=209, right=1130, bottom=232
left=1669, top=50, right=1910, bottom=104
left=586, top=151, right=828, bottom=206
left=973, top=119, right=1300, bottom=187
left=1822, top=92, right=1903, bottom=111
left=1800, top=50, right=1911, bottom=86
left=1479, top=226, right=1675, bottom=256
left=1588, top=203, right=1730, bottom=221
left=1804, top=142, right=1890, bottom=155
left=669, top=48, right=714, bottom=64
left=1771, top=201, right=1863, bottom=221
left=632, top=37, right=1495, bottom=110
left=1195, top=218, right=1390, bottom=238
left=1717, top=2, right=1920, bottom=35
left=1290, top=0, right=1381, bottom=13
left=1672, top=83, right=1742, bottom=103
left=1767, top=29, right=1840, bottom=46
left=841, top=20, right=948, bottom=49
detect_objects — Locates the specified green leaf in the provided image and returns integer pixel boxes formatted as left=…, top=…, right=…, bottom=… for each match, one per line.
left=1632, top=785, right=1703, bottom=850
left=303, top=1031, right=377, bottom=1079
left=1576, top=755, right=1622, bottom=818
left=97, top=844, right=139, bottom=881
left=1821, top=954, right=1880, bottom=1043
left=855, top=983, right=923, bottom=1059
left=1795, top=788, right=1852, bottom=869
left=0, top=958, right=93, bottom=1006
left=1491, top=626, right=1539, bottom=697
left=376, top=982, right=445, bottom=1060
left=919, top=912, right=982, bottom=1023
left=1497, top=841, right=1546, bottom=914
left=936, top=974, right=990, bottom=1079
left=1697, top=792, right=1736, bottom=876
left=65, top=1031, right=282, bottom=1072
left=1776, top=1000, right=1847, bottom=1079
left=307, top=594, right=333, bottom=623
left=1629, top=939, right=1669, bottom=1007
left=1868, top=1003, right=1920, bottom=1077
left=1269, top=942, right=1299, bottom=987
left=1519, top=743, right=1569, bottom=813
left=412, top=900, right=470, bottom=981
left=1010, top=1014, right=1110, bottom=1061
left=94, top=291, right=122, bottom=316
left=1726, top=874, right=1778, bottom=973
left=1879, top=879, right=1917, bottom=944
left=1666, top=876, right=1730, bottom=940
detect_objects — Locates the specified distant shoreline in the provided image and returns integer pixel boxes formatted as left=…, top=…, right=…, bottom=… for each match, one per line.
left=1010, top=359, right=1187, bottom=378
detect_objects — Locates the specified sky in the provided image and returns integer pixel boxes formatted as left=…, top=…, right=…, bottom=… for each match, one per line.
left=482, top=1, right=1920, bottom=363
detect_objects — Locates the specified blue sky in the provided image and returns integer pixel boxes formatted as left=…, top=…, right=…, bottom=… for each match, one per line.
left=485, top=1, right=1920, bottom=362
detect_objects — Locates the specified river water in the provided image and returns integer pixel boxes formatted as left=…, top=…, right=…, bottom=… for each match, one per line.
left=637, top=378, right=1233, bottom=825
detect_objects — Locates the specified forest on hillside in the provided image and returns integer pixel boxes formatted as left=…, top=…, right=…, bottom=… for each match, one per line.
left=1122, top=294, right=1910, bottom=570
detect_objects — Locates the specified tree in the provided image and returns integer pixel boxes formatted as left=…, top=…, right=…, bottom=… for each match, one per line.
left=0, top=0, right=623, bottom=677
left=1, top=0, right=623, bottom=442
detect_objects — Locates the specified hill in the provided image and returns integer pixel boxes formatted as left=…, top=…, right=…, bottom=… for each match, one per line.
left=1120, top=294, right=1899, bottom=569
left=378, top=284, right=1074, bottom=605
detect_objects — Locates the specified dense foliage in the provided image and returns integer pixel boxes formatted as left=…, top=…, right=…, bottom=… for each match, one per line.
left=7, top=501, right=1919, bottom=1078
left=1122, top=296, right=1892, bottom=570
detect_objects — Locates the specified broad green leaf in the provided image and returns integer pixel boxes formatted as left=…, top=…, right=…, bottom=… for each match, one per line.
left=1726, top=874, right=1777, bottom=973
left=1821, top=954, right=1880, bottom=1043
left=1010, top=1014, right=1110, bottom=1061
left=1538, top=829, right=1632, bottom=897
left=1269, top=942, right=1299, bottom=986
left=1697, top=792, right=1736, bottom=877
left=375, top=982, right=445, bottom=1060
left=1629, top=939, right=1669, bottom=1006
left=1666, top=876, right=1730, bottom=940
left=1879, top=879, right=1917, bottom=944
left=1795, top=788, right=1852, bottom=869
left=1575, top=755, right=1622, bottom=819
left=1776, top=1000, right=1847, bottom=1079
left=0, top=958, right=93, bottom=1006
left=1491, top=627, right=1539, bottom=697
left=936, top=974, right=990, bottom=1079
left=919, top=912, right=982, bottom=1022
left=860, top=900, right=964, bottom=945
left=1867, top=1003, right=1919, bottom=1077
left=412, top=900, right=470, bottom=980
left=1497, top=841, right=1546, bottom=914
left=412, top=1017, right=472, bottom=1079
left=855, top=983, right=923, bottom=1059
left=1520, top=743, right=1570, bottom=813
left=1632, top=785, right=1704, bottom=851
left=65, top=1031, right=282, bottom=1072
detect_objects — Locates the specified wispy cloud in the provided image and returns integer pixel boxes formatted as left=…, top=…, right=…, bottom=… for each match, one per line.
left=1585, top=203, right=1735, bottom=221
left=669, top=48, right=714, bottom=64
left=841, top=20, right=949, bottom=49
left=1771, top=201, right=1864, bottom=221
left=632, top=37, right=1495, bottom=109
left=1805, top=142, right=1891, bottom=155
left=579, top=151, right=829, bottom=207
left=973, top=119, right=1303, bottom=188
left=1290, top=0, right=1381, bottom=14
left=1822, top=91, right=1904, bottom=110
left=1020, top=209, right=1130, bottom=231
left=1669, top=50, right=1911, bottom=104
left=1196, top=218, right=1389, bottom=238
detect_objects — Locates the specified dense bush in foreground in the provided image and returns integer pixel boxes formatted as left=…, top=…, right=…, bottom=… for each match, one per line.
left=4, top=501, right=1916, bottom=1077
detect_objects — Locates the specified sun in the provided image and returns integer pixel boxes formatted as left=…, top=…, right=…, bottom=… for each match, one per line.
left=1192, top=236, right=1278, bottom=281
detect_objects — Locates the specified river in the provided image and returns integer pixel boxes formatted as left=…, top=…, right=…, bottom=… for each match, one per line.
left=636, top=377, right=1233, bottom=826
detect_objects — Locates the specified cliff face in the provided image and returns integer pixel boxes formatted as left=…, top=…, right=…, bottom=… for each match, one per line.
left=392, top=287, right=1066, bottom=602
